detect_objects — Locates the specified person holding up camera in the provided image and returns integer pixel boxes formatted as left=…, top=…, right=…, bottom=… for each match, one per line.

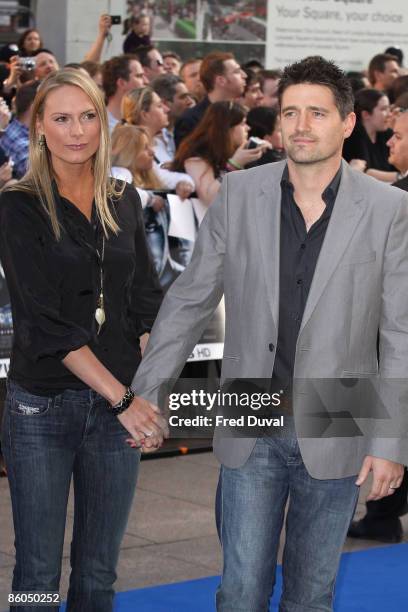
left=172, top=101, right=267, bottom=209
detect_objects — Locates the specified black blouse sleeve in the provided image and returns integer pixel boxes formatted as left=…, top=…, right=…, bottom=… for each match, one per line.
left=0, top=191, right=92, bottom=361
left=125, top=186, right=163, bottom=335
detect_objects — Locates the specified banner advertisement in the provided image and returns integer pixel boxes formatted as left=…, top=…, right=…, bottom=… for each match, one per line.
left=149, top=0, right=268, bottom=65
left=266, top=0, right=408, bottom=71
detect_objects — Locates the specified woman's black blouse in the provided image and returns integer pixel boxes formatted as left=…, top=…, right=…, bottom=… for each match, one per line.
left=0, top=182, right=163, bottom=394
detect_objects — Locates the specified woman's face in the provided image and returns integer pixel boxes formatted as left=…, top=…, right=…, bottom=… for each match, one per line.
left=368, top=95, right=391, bottom=132
left=142, top=92, right=169, bottom=135
left=37, top=85, right=101, bottom=172
left=23, top=30, right=41, bottom=54
left=134, top=17, right=150, bottom=36
left=230, top=118, right=249, bottom=148
left=135, top=134, right=155, bottom=171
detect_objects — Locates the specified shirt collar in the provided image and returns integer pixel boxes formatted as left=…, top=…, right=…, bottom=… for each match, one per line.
left=280, top=163, right=342, bottom=211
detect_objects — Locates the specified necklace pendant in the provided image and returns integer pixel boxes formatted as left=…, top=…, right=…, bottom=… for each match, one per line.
left=95, top=307, right=105, bottom=327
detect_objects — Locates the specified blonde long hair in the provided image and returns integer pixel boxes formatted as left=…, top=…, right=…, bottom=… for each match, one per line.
left=121, top=86, right=155, bottom=126
left=111, top=124, right=162, bottom=190
left=7, top=68, right=123, bottom=239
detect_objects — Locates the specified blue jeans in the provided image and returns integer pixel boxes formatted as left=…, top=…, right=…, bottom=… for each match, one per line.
left=216, top=437, right=359, bottom=612
left=2, top=381, right=140, bottom=612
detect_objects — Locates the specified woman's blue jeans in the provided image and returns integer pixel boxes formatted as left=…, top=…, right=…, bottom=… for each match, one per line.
left=216, top=436, right=359, bottom=612
left=2, top=380, right=140, bottom=612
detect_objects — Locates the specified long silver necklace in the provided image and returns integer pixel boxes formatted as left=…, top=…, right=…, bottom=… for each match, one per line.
left=95, top=235, right=106, bottom=334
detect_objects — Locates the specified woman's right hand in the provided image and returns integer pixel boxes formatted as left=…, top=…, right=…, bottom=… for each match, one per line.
left=118, top=396, right=169, bottom=448
left=230, top=141, right=267, bottom=168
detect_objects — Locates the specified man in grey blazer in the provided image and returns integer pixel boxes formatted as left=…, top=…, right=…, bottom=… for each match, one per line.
left=121, top=56, right=408, bottom=611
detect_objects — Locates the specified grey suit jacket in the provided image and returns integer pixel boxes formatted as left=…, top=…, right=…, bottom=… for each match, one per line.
left=132, top=160, right=408, bottom=479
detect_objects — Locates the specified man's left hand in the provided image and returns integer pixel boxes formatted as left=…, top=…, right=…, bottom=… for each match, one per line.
left=356, top=455, right=404, bottom=501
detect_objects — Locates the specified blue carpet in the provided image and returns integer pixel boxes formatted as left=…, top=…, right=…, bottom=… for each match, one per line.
left=62, top=543, right=408, bottom=611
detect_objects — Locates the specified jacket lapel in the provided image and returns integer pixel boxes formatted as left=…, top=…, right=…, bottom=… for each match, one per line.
left=254, top=165, right=283, bottom=328
left=299, top=161, right=366, bottom=335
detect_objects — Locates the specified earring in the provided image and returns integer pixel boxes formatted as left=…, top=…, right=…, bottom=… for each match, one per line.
left=38, top=134, right=46, bottom=149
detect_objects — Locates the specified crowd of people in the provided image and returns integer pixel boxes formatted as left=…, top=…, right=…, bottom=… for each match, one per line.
left=0, top=6, right=408, bottom=611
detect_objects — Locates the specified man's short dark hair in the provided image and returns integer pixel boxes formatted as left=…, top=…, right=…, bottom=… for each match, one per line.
left=368, top=53, right=398, bottom=85
left=242, top=67, right=262, bottom=94
left=247, top=106, right=278, bottom=139
left=162, top=51, right=181, bottom=63
left=243, top=59, right=264, bottom=72
left=102, top=54, right=138, bottom=99
left=259, top=69, right=282, bottom=82
left=32, top=48, right=55, bottom=57
left=135, top=45, right=157, bottom=68
left=15, top=80, right=40, bottom=117
left=151, top=73, right=183, bottom=102
left=278, top=56, right=354, bottom=119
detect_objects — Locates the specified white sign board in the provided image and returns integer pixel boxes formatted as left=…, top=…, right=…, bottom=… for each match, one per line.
left=266, top=0, right=408, bottom=71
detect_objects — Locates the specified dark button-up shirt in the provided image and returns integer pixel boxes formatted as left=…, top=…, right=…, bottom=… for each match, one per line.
left=272, top=165, right=342, bottom=392
left=0, top=182, right=163, bottom=394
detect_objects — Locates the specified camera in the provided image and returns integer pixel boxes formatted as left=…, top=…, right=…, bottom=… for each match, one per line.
left=110, top=15, right=122, bottom=25
left=247, top=136, right=269, bottom=150
left=19, top=57, right=36, bottom=71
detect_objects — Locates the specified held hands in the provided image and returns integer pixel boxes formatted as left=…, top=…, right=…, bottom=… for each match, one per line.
left=356, top=455, right=404, bottom=501
left=117, top=396, right=169, bottom=454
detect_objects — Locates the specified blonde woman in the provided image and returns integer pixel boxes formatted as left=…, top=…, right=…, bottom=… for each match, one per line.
left=121, top=86, right=195, bottom=199
left=111, top=123, right=185, bottom=286
left=111, top=123, right=162, bottom=202
left=0, top=69, right=168, bottom=611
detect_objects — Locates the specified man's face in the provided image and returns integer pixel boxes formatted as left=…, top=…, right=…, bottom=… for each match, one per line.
left=34, top=52, right=59, bottom=80
left=145, top=49, right=165, bottom=81
left=261, top=77, right=280, bottom=108
left=125, top=59, right=148, bottom=91
left=164, top=56, right=181, bottom=75
left=281, top=83, right=355, bottom=166
left=181, top=60, right=201, bottom=90
left=387, top=112, right=408, bottom=172
left=181, top=60, right=205, bottom=99
left=376, top=60, right=400, bottom=90
left=243, top=81, right=264, bottom=109
left=168, top=83, right=194, bottom=119
left=219, top=59, right=246, bottom=97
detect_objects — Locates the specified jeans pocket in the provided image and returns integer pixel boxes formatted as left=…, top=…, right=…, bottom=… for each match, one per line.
left=8, top=384, right=53, bottom=417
